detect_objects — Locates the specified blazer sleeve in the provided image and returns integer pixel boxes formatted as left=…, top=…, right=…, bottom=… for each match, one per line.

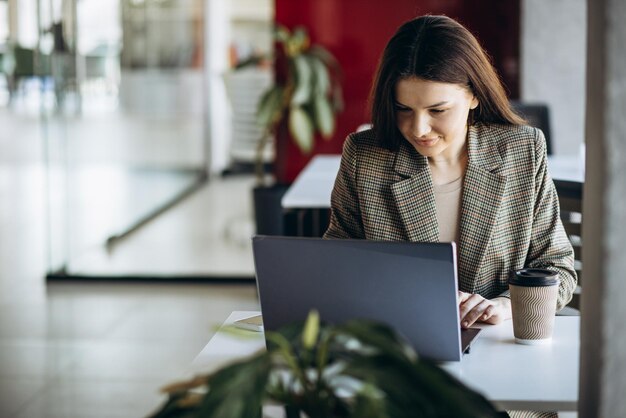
left=523, top=128, right=578, bottom=310
left=323, top=135, right=366, bottom=239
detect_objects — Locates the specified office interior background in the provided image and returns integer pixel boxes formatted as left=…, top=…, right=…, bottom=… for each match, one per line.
left=0, top=0, right=593, bottom=417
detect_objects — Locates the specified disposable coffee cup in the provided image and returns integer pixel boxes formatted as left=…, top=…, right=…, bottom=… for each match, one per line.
left=508, top=268, right=560, bottom=345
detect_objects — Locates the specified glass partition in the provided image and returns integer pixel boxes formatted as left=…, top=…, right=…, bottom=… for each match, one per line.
left=40, top=0, right=210, bottom=277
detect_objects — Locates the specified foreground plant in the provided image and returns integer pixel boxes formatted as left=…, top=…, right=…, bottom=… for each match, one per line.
left=149, top=311, right=506, bottom=418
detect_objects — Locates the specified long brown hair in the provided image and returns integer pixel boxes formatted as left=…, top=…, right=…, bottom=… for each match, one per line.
left=370, top=15, right=525, bottom=150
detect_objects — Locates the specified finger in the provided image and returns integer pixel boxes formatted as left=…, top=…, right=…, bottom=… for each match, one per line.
left=483, top=304, right=505, bottom=325
left=459, top=294, right=484, bottom=323
left=457, top=291, right=470, bottom=303
left=481, top=304, right=495, bottom=321
left=462, top=300, right=492, bottom=328
left=459, top=294, right=482, bottom=318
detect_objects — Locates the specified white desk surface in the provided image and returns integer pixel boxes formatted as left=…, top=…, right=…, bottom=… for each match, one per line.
left=193, top=311, right=579, bottom=412
left=282, top=154, right=584, bottom=209
left=281, top=155, right=342, bottom=209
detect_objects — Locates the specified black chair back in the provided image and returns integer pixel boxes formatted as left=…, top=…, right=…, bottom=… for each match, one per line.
left=510, top=101, right=553, bottom=155
left=555, top=180, right=583, bottom=311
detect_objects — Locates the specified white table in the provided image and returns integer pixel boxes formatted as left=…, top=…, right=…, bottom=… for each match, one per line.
left=193, top=311, right=579, bottom=412
left=282, top=154, right=584, bottom=209
left=282, top=155, right=343, bottom=209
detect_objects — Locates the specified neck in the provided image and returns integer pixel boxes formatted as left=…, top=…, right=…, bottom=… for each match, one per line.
left=428, top=143, right=468, bottom=168
left=428, top=126, right=470, bottom=168
left=428, top=148, right=468, bottom=186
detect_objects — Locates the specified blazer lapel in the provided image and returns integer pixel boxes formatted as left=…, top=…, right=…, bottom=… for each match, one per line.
left=391, top=142, right=439, bottom=242
left=458, top=125, right=507, bottom=293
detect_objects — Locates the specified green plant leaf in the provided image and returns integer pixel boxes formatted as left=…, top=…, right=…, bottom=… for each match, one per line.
left=290, top=26, right=309, bottom=53
left=266, top=333, right=304, bottom=379
left=309, top=45, right=341, bottom=71
left=336, top=321, right=416, bottom=363
left=316, top=329, right=332, bottom=376
left=284, top=26, right=310, bottom=57
left=302, top=310, right=320, bottom=349
left=256, top=86, right=285, bottom=129
left=407, top=361, right=507, bottom=418
left=341, top=355, right=435, bottom=416
left=343, top=354, right=504, bottom=418
left=352, top=382, right=390, bottom=418
left=290, top=55, right=313, bottom=106
left=309, top=56, right=330, bottom=97
left=275, top=25, right=290, bottom=43
left=284, top=405, right=301, bottom=418
left=288, top=107, right=314, bottom=154
left=196, top=353, right=270, bottom=418
left=313, top=95, right=335, bottom=139
left=309, top=45, right=343, bottom=106
left=148, top=392, right=200, bottom=418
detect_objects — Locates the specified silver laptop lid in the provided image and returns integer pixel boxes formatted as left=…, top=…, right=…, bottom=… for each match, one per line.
left=252, top=236, right=463, bottom=361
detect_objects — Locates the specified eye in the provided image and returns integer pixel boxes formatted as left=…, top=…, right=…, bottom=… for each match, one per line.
left=395, top=106, right=411, bottom=113
left=429, top=108, right=446, bottom=114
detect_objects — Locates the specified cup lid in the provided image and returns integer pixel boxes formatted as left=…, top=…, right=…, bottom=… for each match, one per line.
left=508, top=268, right=560, bottom=287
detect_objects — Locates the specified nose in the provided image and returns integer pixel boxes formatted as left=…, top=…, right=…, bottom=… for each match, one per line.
left=413, top=114, right=431, bottom=138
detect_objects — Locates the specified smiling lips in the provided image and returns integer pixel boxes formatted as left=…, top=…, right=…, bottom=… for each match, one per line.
left=415, top=137, right=440, bottom=147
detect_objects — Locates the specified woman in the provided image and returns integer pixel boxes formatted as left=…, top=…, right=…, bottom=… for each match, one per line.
left=324, top=16, right=576, bottom=337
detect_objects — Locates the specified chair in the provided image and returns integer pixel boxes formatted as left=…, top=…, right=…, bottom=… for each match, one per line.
left=510, top=101, right=553, bottom=155
left=555, top=180, right=583, bottom=315
left=3, top=45, right=53, bottom=100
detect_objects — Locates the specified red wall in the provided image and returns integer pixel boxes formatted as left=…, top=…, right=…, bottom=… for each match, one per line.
left=274, top=0, right=520, bottom=183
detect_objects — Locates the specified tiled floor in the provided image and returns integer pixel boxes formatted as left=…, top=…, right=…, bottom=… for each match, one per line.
left=0, top=282, right=259, bottom=418
left=0, top=98, right=260, bottom=417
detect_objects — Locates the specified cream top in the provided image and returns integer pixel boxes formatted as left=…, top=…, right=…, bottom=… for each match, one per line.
left=433, top=176, right=463, bottom=243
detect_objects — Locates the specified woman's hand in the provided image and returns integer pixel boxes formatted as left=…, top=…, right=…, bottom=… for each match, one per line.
left=458, top=291, right=512, bottom=328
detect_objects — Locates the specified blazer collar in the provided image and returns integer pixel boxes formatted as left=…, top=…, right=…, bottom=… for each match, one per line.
left=467, top=124, right=504, bottom=173
left=392, top=139, right=428, bottom=178
left=391, top=141, right=437, bottom=243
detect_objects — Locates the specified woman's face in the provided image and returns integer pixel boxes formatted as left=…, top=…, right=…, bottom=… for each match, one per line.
left=394, top=77, right=478, bottom=161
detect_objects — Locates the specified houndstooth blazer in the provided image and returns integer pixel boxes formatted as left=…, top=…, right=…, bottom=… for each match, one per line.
left=323, top=123, right=577, bottom=310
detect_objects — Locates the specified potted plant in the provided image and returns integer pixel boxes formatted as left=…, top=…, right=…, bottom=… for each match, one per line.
left=252, top=25, right=343, bottom=235
left=149, top=311, right=506, bottom=418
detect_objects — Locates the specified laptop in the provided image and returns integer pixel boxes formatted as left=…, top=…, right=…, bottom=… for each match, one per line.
left=252, top=236, right=481, bottom=362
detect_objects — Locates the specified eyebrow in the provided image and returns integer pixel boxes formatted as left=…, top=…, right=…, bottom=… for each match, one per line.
left=394, top=101, right=449, bottom=109
left=425, top=101, right=449, bottom=109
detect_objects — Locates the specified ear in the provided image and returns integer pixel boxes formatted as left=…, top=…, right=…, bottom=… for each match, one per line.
left=470, top=96, right=479, bottom=110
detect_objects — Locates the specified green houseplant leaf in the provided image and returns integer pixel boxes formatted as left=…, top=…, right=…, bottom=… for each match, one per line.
left=287, top=26, right=310, bottom=56
left=256, top=86, right=285, bottom=128
left=310, top=55, right=330, bottom=97
left=302, top=309, right=320, bottom=349
left=291, top=55, right=313, bottom=106
left=288, top=106, right=314, bottom=154
left=313, top=94, right=335, bottom=139
left=275, top=25, right=291, bottom=44
left=195, top=354, right=270, bottom=418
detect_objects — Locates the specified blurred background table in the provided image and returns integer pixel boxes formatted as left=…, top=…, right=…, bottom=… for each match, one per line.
left=282, top=154, right=584, bottom=237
